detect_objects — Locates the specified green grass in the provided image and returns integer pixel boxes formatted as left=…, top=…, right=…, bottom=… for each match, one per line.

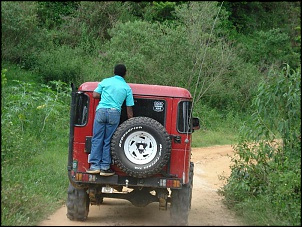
left=2, top=62, right=42, bottom=84
left=230, top=196, right=300, bottom=226
left=1, top=133, right=69, bottom=226
left=192, top=128, right=239, bottom=147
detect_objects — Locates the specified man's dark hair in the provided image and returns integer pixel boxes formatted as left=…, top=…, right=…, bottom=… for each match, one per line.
left=114, top=64, right=127, bottom=77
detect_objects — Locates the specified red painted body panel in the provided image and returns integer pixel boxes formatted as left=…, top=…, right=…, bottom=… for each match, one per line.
left=73, top=143, right=89, bottom=172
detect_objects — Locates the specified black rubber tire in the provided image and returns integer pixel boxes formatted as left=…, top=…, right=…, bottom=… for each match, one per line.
left=66, top=183, right=90, bottom=221
left=111, top=116, right=171, bottom=178
left=170, top=162, right=194, bottom=226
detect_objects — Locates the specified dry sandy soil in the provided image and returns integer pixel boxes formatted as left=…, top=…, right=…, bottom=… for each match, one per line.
left=39, top=145, right=246, bottom=226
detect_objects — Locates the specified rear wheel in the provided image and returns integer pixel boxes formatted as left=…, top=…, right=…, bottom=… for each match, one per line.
left=170, top=162, right=194, bottom=226
left=66, top=183, right=90, bottom=221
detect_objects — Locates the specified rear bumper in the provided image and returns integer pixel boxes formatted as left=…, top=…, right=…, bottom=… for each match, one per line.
left=69, top=171, right=183, bottom=189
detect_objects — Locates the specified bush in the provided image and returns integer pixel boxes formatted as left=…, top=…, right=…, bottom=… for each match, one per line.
left=218, top=64, right=301, bottom=226
left=35, top=45, right=96, bottom=85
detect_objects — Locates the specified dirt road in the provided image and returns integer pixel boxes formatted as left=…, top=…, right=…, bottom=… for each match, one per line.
left=39, top=145, right=245, bottom=226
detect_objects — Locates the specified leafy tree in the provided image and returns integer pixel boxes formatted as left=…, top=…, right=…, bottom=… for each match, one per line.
left=222, top=1, right=301, bottom=70
left=143, top=1, right=178, bottom=22
left=1, top=1, right=44, bottom=65
left=237, top=28, right=300, bottom=72
left=54, top=1, right=137, bottom=51
left=222, top=2, right=300, bottom=34
left=37, top=1, right=79, bottom=29
left=174, top=2, right=260, bottom=111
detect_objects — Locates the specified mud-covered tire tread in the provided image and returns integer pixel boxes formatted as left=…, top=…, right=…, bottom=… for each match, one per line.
left=66, top=183, right=90, bottom=221
left=170, top=162, right=194, bottom=226
left=111, top=116, right=171, bottom=178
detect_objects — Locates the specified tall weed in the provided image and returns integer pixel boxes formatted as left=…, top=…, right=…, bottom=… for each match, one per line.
left=1, top=66, right=70, bottom=225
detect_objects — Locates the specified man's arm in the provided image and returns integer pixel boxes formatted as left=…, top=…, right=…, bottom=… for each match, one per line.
left=93, top=91, right=100, bottom=99
left=126, top=106, right=133, bottom=119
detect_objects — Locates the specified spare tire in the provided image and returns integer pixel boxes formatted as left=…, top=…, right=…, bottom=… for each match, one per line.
left=111, top=116, right=171, bottom=178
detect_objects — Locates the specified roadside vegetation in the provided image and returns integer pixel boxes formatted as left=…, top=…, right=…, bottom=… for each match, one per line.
left=1, top=1, right=300, bottom=226
left=218, top=65, right=301, bottom=226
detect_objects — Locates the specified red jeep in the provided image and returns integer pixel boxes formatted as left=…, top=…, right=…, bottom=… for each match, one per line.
left=67, top=82, right=200, bottom=225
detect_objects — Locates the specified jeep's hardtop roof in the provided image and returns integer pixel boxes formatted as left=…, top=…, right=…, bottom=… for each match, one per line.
left=78, top=82, right=192, bottom=98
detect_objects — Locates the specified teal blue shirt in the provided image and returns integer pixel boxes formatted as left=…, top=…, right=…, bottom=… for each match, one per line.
left=94, top=75, right=134, bottom=112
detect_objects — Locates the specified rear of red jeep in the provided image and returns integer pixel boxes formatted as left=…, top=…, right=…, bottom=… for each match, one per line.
left=67, top=82, right=200, bottom=226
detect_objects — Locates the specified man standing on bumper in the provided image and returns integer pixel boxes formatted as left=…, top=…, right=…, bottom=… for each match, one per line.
left=87, top=64, right=134, bottom=176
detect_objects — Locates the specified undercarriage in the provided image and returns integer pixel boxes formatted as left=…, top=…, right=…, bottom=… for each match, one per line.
left=88, top=185, right=170, bottom=209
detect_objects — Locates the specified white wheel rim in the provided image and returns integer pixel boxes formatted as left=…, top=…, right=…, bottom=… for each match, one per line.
left=123, top=130, right=157, bottom=165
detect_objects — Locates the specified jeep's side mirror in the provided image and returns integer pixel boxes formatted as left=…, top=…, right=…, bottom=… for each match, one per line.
left=192, top=117, right=200, bottom=130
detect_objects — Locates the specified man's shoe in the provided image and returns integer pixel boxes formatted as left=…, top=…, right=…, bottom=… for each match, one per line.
left=99, top=169, right=115, bottom=176
left=86, top=168, right=100, bottom=174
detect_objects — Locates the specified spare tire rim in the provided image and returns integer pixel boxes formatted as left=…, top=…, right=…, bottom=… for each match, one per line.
left=123, top=131, right=157, bottom=165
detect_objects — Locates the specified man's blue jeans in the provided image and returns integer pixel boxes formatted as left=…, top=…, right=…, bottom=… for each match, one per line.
left=88, top=108, right=120, bottom=171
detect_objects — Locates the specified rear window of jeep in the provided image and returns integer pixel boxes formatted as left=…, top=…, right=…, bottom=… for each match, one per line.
left=120, top=98, right=166, bottom=126
left=74, top=92, right=89, bottom=126
left=177, top=101, right=193, bottom=133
